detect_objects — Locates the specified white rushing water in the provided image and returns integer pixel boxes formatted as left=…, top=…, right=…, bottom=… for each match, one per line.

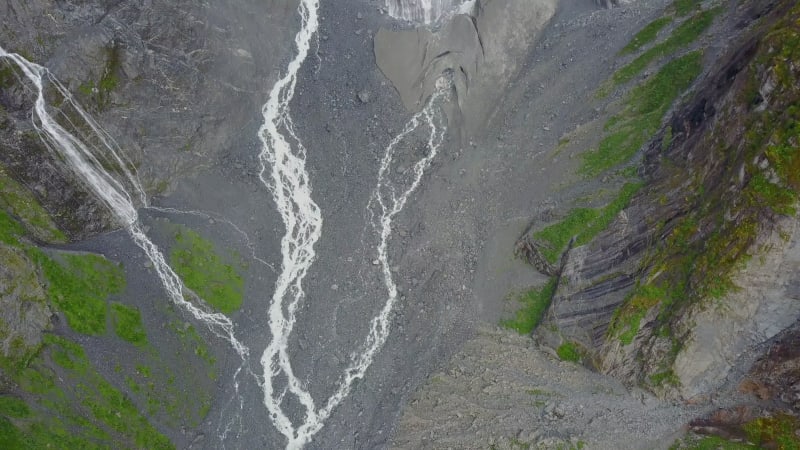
left=256, top=0, right=451, bottom=447
left=385, top=0, right=475, bottom=24
left=0, top=46, right=249, bottom=359
left=2, top=0, right=452, bottom=445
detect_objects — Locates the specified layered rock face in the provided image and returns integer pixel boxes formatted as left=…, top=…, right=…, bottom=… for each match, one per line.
left=539, top=0, right=800, bottom=400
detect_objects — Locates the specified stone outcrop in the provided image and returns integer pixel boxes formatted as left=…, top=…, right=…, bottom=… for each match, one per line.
left=0, top=244, right=51, bottom=386
left=536, top=0, right=800, bottom=399
left=672, top=217, right=800, bottom=399
left=0, top=0, right=297, bottom=240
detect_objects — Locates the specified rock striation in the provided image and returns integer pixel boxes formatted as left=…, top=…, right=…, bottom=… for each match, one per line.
left=537, top=0, right=800, bottom=400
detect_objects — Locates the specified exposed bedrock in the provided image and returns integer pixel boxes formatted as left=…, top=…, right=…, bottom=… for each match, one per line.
left=537, top=0, right=800, bottom=399
left=374, top=0, right=557, bottom=134
left=0, top=0, right=298, bottom=240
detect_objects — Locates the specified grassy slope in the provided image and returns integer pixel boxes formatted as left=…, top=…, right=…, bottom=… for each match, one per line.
left=170, top=225, right=244, bottom=314
left=508, top=1, right=717, bottom=333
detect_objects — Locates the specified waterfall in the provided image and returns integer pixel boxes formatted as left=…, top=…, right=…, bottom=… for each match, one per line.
left=0, top=41, right=252, bottom=418
left=2, top=0, right=454, bottom=444
left=385, top=0, right=474, bottom=24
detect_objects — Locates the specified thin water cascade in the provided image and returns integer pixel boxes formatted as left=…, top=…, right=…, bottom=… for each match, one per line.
left=2, top=0, right=453, bottom=445
left=0, top=46, right=249, bottom=360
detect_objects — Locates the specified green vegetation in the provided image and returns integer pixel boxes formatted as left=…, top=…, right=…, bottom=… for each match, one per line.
left=0, top=138, right=190, bottom=448
left=170, top=320, right=216, bottom=384
left=30, top=250, right=125, bottom=335
left=583, top=51, right=703, bottom=176
left=502, top=278, right=558, bottom=334
left=0, top=209, right=25, bottom=245
left=608, top=1, right=800, bottom=376
left=170, top=225, right=244, bottom=314
left=608, top=283, right=665, bottom=345
left=649, top=369, right=680, bottom=387
left=110, top=303, right=147, bottom=347
left=743, top=415, right=800, bottom=449
left=78, top=44, right=122, bottom=110
left=673, top=0, right=700, bottom=17
left=0, top=166, right=66, bottom=243
left=534, top=182, right=643, bottom=264
left=661, top=125, right=674, bottom=151
left=0, top=63, right=16, bottom=89
left=673, top=414, right=800, bottom=449
left=611, top=8, right=718, bottom=86
left=0, top=396, right=30, bottom=418
left=526, top=388, right=555, bottom=397
left=620, top=17, right=673, bottom=55
left=556, top=342, right=582, bottom=362
left=120, top=325, right=213, bottom=426
left=672, top=435, right=752, bottom=449
left=0, top=333, right=173, bottom=449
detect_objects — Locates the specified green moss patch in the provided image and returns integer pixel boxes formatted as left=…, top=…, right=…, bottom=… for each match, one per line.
left=30, top=250, right=125, bottom=335
left=674, top=435, right=752, bottom=449
left=0, top=396, right=30, bottom=418
left=0, top=63, right=16, bottom=89
left=673, top=0, right=700, bottom=17
left=608, top=284, right=665, bottom=345
left=0, top=209, right=25, bottom=246
left=611, top=8, right=719, bottom=87
left=743, top=414, right=800, bottom=449
left=608, top=1, right=800, bottom=375
left=77, top=44, right=122, bottom=111
left=0, top=334, right=173, bottom=449
left=620, top=17, right=673, bottom=55
left=672, top=414, right=800, bottom=449
left=0, top=166, right=66, bottom=243
left=0, top=416, right=24, bottom=449
left=534, top=182, right=643, bottom=264
left=170, top=225, right=244, bottom=314
left=502, top=278, right=558, bottom=334
left=170, top=321, right=216, bottom=381
left=556, top=342, right=582, bottom=362
left=583, top=51, right=703, bottom=177
left=110, top=303, right=147, bottom=347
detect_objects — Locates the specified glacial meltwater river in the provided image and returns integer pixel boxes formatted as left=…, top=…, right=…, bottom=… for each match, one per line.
left=1, top=0, right=461, bottom=447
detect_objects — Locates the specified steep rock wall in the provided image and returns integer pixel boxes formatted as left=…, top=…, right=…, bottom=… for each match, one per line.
left=538, top=0, right=800, bottom=398
left=0, top=0, right=297, bottom=239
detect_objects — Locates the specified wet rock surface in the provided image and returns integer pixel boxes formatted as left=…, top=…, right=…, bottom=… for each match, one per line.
left=1, top=0, right=297, bottom=240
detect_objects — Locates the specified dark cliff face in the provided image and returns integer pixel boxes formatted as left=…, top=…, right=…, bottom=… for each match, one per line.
left=0, top=0, right=296, bottom=240
left=539, top=0, right=800, bottom=395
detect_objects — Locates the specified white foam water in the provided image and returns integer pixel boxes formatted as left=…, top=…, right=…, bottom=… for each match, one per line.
left=2, top=0, right=453, bottom=443
left=0, top=46, right=249, bottom=359
left=385, top=0, right=474, bottom=24
left=254, top=1, right=451, bottom=438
